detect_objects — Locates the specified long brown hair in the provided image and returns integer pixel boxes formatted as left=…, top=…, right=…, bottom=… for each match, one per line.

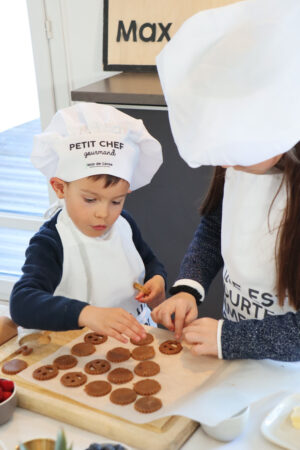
left=200, top=144, right=300, bottom=309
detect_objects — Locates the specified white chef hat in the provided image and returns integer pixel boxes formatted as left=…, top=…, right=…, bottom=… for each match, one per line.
left=31, top=102, right=163, bottom=190
left=157, top=0, right=300, bottom=167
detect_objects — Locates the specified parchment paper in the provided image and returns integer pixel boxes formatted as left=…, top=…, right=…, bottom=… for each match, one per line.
left=19, top=326, right=300, bottom=426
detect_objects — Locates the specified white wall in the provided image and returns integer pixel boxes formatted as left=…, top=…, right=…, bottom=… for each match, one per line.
left=0, top=0, right=39, bottom=132
left=63, top=0, right=118, bottom=91
left=27, top=0, right=119, bottom=128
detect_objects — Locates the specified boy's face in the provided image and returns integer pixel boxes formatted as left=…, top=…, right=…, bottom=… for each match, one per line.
left=50, top=176, right=130, bottom=237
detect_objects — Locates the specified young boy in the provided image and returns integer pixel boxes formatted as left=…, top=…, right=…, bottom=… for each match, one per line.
left=10, top=102, right=166, bottom=343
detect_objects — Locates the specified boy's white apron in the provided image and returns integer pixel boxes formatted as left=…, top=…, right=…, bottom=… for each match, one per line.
left=54, top=207, right=155, bottom=326
left=221, top=167, right=295, bottom=322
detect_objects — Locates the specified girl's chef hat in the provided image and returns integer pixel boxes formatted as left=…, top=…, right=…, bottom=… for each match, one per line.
left=157, top=0, right=300, bottom=167
left=31, top=102, right=163, bottom=190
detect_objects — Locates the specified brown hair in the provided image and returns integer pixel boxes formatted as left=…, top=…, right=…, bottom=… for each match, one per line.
left=87, top=174, right=122, bottom=187
left=200, top=144, right=300, bottom=309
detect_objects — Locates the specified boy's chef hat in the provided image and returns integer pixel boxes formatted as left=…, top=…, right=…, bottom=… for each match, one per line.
left=157, top=0, right=300, bottom=167
left=31, top=103, right=162, bottom=190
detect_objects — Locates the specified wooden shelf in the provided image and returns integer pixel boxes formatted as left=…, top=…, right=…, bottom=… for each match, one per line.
left=71, top=72, right=166, bottom=107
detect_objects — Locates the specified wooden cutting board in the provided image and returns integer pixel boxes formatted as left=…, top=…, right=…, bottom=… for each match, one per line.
left=0, top=329, right=199, bottom=450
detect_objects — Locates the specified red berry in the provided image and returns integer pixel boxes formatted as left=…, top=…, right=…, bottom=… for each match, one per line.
left=2, top=391, right=12, bottom=401
left=0, top=387, right=3, bottom=402
left=0, top=379, right=14, bottom=391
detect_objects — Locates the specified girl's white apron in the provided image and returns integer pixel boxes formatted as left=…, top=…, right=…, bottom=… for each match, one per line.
left=221, top=167, right=295, bottom=322
left=54, top=207, right=155, bottom=326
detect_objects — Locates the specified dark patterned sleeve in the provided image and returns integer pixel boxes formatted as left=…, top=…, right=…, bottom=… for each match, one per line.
left=221, top=311, right=300, bottom=361
left=176, top=201, right=224, bottom=293
left=9, top=219, right=87, bottom=331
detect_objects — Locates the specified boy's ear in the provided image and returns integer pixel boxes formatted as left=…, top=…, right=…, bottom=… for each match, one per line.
left=50, top=177, right=67, bottom=199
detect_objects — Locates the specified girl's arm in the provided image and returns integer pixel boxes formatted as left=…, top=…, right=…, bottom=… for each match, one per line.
left=221, top=311, right=300, bottom=361
left=152, top=202, right=224, bottom=337
left=170, top=201, right=224, bottom=302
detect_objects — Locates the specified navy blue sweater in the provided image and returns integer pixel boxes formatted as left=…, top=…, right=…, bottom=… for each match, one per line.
left=176, top=202, right=300, bottom=362
left=10, top=210, right=167, bottom=332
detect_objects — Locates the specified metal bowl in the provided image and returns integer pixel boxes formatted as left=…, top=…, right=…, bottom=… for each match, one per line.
left=15, top=438, right=55, bottom=450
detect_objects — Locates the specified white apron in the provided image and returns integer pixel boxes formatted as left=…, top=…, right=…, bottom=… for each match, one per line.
left=221, top=167, right=295, bottom=322
left=54, top=207, right=155, bottom=326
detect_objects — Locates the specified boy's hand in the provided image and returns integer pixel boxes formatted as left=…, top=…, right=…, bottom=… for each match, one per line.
left=151, top=292, right=198, bottom=339
left=182, top=318, right=218, bottom=357
left=135, top=275, right=166, bottom=309
left=78, top=305, right=147, bottom=344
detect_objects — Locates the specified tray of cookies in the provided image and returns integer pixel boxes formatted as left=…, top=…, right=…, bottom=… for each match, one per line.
left=0, top=326, right=223, bottom=449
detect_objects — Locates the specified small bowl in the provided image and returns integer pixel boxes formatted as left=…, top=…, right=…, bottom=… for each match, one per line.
left=16, top=438, right=55, bottom=450
left=0, top=378, right=17, bottom=425
left=201, top=406, right=250, bottom=442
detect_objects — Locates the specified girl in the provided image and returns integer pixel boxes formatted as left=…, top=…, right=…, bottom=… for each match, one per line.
left=152, top=0, right=300, bottom=360
left=151, top=146, right=300, bottom=360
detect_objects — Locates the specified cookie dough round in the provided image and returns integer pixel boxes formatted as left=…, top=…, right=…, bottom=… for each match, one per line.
left=130, top=333, right=154, bottom=346
left=33, top=364, right=58, bottom=380
left=84, top=380, right=112, bottom=397
left=84, top=332, right=108, bottom=345
left=107, top=368, right=133, bottom=384
left=132, top=345, right=155, bottom=361
left=84, top=359, right=111, bottom=375
left=134, top=396, right=162, bottom=413
left=106, top=347, right=131, bottom=363
left=159, top=340, right=182, bottom=355
left=54, top=354, right=78, bottom=370
left=134, top=361, right=160, bottom=377
left=71, top=342, right=96, bottom=357
left=110, top=388, right=137, bottom=405
left=134, top=379, right=161, bottom=396
left=60, top=371, right=87, bottom=387
left=2, top=358, right=28, bottom=375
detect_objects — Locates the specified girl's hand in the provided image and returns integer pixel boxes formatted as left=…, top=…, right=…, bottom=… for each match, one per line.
left=151, top=292, right=198, bottom=339
left=135, top=275, right=166, bottom=309
left=182, top=318, right=219, bottom=357
left=78, top=305, right=147, bottom=344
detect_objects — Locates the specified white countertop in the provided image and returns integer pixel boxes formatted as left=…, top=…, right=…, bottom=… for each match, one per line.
left=0, top=392, right=286, bottom=450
